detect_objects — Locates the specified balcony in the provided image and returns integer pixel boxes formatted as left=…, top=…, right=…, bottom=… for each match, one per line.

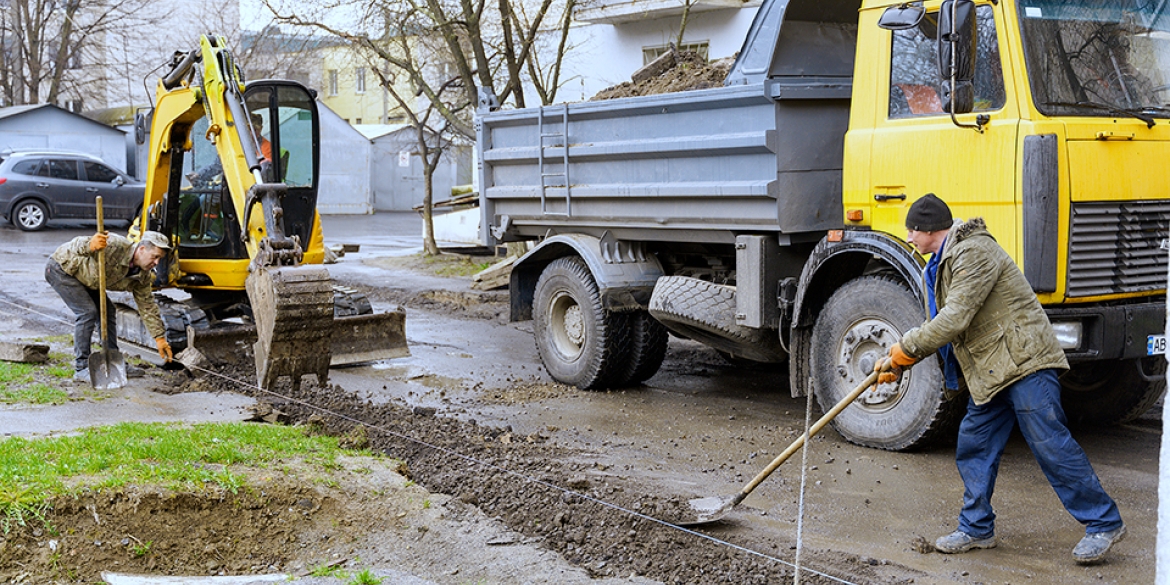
left=576, top=0, right=756, bottom=25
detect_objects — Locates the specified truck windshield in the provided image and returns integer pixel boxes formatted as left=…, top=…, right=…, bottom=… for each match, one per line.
left=1018, top=1, right=1170, bottom=119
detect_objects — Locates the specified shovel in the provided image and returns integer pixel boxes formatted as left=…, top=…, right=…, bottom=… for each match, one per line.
left=89, top=196, right=127, bottom=390
left=679, top=370, right=880, bottom=526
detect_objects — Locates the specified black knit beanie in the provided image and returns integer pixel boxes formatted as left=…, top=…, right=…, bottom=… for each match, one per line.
left=905, top=193, right=953, bottom=232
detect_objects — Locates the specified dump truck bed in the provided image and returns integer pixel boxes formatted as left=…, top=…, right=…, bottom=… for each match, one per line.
left=478, top=78, right=852, bottom=246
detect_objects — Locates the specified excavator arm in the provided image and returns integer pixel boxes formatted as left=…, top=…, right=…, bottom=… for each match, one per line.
left=136, top=35, right=406, bottom=390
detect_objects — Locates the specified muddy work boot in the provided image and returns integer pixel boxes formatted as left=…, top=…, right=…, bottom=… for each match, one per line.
left=1073, top=525, right=1126, bottom=565
left=935, top=530, right=997, bottom=554
left=73, top=368, right=90, bottom=383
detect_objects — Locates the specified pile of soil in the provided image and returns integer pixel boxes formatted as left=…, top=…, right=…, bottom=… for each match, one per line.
left=591, top=52, right=735, bottom=101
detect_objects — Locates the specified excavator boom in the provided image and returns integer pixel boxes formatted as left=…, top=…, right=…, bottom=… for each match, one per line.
left=130, top=35, right=407, bottom=389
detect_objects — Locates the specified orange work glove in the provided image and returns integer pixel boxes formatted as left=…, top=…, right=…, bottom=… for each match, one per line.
left=873, top=358, right=903, bottom=385
left=155, top=337, right=173, bottom=362
left=88, top=232, right=108, bottom=252
left=873, top=343, right=918, bottom=385
left=889, top=343, right=917, bottom=368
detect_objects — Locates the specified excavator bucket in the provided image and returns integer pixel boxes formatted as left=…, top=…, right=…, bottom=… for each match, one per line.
left=181, top=309, right=408, bottom=376
left=246, top=264, right=335, bottom=390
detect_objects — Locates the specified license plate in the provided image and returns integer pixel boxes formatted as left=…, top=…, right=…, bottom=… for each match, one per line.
left=1149, top=334, right=1167, bottom=356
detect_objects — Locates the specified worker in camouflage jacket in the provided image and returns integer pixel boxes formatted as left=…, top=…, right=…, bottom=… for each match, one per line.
left=875, top=194, right=1125, bottom=565
left=45, top=230, right=175, bottom=381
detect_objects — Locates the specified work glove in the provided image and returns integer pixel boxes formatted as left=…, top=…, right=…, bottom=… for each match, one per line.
left=88, top=232, right=108, bottom=252
left=155, top=336, right=173, bottom=362
left=873, top=343, right=918, bottom=385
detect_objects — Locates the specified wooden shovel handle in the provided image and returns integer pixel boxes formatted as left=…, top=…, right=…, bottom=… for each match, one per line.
left=96, top=196, right=108, bottom=347
left=738, top=370, right=881, bottom=497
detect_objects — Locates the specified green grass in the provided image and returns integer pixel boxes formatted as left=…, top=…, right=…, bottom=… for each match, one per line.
left=309, top=563, right=347, bottom=577
left=0, top=383, right=69, bottom=405
left=0, top=350, right=76, bottom=405
left=0, top=422, right=357, bottom=533
left=349, top=569, right=384, bottom=585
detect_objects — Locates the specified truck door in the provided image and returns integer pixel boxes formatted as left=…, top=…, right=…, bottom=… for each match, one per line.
left=868, top=3, right=1020, bottom=251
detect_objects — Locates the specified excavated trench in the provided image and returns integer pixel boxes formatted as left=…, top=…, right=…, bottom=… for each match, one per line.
left=160, top=358, right=914, bottom=585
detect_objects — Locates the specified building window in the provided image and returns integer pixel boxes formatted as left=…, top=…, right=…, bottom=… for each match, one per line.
left=68, top=50, right=82, bottom=69
left=356, top=67, right=366, bottom=93
left=328, top=70, right=338, bottom=96
left=355, top=118, right=362, bottom=124
left=642, top=41, right=709, bottom=65
left=66, top=99, right=83, bottom=113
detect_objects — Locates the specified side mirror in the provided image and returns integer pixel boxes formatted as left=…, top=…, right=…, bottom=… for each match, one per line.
left=938, top=0, right=977, bottom=114
left=113, top=175, right=125, bottom=186
left=134, top=111, right=149, bottom=145
left=878, top=3, right=925, bottom=30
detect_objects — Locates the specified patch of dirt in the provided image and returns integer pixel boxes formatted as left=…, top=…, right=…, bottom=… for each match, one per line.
left=0, top=457, right=416, bottom=583
left=174, top=359, right=922, bottom=585
left=591, top=52, right=734, bottom=101
left=480, top=380, right=576, bottom=404
left=342, top=280, right=509, bottom=322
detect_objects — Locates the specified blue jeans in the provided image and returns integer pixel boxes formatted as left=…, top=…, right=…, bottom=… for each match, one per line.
left=45, top=259, right=118, bottom=370
left=955, top=368, right=1123, bottom=537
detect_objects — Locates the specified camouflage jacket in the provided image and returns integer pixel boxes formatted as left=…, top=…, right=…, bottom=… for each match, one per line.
left=900, top=218, right=1068, bottom=404
left=51, top=234, right=165, bottom=339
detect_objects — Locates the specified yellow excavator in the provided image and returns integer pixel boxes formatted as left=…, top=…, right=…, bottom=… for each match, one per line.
left=118, top=34, right=407, bottom=389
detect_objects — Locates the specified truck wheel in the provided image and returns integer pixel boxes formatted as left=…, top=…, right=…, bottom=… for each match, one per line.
left=533, top=256, right=629, bottom=389
left=648, top=275, right=786, bottom=363
left=617, top=311, right=668, bottom=385
left=810, top=275, right=963, bottom=450
left=1060, top=357, right=1167, bottom=425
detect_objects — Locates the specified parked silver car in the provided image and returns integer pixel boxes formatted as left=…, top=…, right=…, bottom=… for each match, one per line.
left=0, top=150, right=144, bottom=231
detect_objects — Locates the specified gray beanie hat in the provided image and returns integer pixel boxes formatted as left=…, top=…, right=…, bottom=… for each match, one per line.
left=905, top=193, right=953, bottom=232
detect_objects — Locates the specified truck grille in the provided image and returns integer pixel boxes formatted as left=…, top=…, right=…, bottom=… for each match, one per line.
left=1067, top=200, right=1170, bottom=297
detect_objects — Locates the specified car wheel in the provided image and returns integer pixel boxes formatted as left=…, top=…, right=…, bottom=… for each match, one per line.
left=14, top=200, right=48, bottom=231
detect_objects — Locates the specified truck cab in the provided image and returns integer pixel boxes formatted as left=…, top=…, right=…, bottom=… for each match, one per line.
left=841, top=0, right=1168, bottom=424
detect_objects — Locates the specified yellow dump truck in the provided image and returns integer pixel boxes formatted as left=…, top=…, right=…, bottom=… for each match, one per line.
left=477, top=0, right=1169, bottom=450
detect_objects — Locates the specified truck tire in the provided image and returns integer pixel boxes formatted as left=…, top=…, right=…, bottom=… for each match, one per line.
left=1060, top=357, right=1167, bottom=426
left=648, top=275, right=786, bottom=363
left=533, top=256, right=629, bottom=389
left=810, top=275, right=964, bottom=450
left=617, top=311, right=669, bottom=385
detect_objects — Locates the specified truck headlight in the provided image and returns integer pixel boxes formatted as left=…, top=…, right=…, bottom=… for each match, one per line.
left=1051, top=321, right=1083, bottom=350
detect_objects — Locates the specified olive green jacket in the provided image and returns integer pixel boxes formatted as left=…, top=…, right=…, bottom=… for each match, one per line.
left=51, top=234, right=165, bottom=339
left=900, top=218, right=1068, bottom=404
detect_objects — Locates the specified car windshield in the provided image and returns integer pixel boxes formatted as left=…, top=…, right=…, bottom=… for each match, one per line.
left=1018, top=1, right=1170, bottom=118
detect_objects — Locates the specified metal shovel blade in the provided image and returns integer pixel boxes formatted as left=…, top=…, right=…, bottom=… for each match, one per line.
left=677, top=494, right=744, bottom=526
left=89, top=348, right=127, bottom=390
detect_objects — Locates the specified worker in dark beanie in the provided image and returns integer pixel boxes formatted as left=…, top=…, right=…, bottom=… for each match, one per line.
left=875, top=193, right=1126, bottom=564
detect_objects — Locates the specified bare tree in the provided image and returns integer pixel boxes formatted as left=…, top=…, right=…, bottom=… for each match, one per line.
left=0, top=0, right=157, bottom=108
left=263, top=0, right=578, bottom=254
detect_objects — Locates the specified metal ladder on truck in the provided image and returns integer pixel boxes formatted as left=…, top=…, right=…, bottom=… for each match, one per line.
left=537, top=104, right=571, bottom=216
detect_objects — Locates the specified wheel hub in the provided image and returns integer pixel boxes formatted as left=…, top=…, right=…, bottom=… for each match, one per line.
left=19, top=205, right=42, bottom=228
left=548, top=291, right=585, bottom=358
left=834, top=318, right=905, bottom=409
